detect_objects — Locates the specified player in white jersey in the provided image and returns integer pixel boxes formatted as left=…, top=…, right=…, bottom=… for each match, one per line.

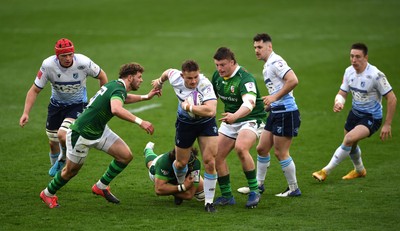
left=152, top=60, right=218, bottom=212
left=248, top=33, right=301, bottom=197
left=312, top=43, right=397, bottom=182
left=19, top=38, right=108, bottom=176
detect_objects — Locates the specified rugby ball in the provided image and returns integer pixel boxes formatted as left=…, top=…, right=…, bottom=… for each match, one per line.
left=186, top=90, right=203, bottom=118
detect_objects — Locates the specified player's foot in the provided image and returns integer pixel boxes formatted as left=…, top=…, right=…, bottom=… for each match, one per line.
left=40, top=190, right=59, bottom=208
left=342, top=168, right=366, bottom=180
left=205, top=203, right=216, bottom=213
left=275, top=187, right=302, bottom=197
left=144, top=142, right=155, bottom=151
left=48, top=160, right=65, bottom=177
left=237, top=184, right=265, bottom=195
left=214, top=196, right=236, bottom=206
left=173, top=195, right=183, bottom=205
left=312, top=169, right=327, bottom=182
left=245, top=191, right=261, bottom=208
left=92, top=184, right=120, bottom=204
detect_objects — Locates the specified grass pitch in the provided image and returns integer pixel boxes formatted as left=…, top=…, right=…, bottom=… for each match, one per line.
left=1, top=0, right=399, bottom=230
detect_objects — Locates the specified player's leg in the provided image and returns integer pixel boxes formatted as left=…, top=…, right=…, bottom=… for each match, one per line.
left=45, top=104, right=62, bottom=165
left=198, top=135, right=218, bottom=210
left=214, top=132, right=236, bottom=205
left=41, top=129, right=87, bottom=208
left=143, top=141, right=157, bottom=169
left=173, top=120, right=196, bottom=184
left=93, top=127, right=131, bottom=203
left=255, top=129, right=273, bottom=192
left=48, top=118, right=74, bottom=176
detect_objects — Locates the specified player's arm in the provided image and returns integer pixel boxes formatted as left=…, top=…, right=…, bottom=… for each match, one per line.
left=110, top=97, right=154, bottom=134
left=96, top=69, right=108, bottom=87
left=154, top=175, right=194, bottom=198
left=220, top=93, right=255, bottom=124
left=333, top=90, right=348, bottom=113
left=380, top=91, right=397, bottom=141
left=151, top=69, right=171, bottom=90
left=262, top=70, right=298, bottom=106
left=182, top=99, right=217, bottom=118
left=125, top=88, right=161, bottom=104
left=19, top=84, right=42, bottom=127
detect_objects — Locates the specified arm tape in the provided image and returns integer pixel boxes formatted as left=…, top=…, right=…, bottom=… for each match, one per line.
left=241, top=94, right=256, bottom=111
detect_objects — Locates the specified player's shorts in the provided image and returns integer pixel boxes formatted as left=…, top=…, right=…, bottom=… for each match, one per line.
left=46, top=102, right=87, bottom=130
left=264, top=110, right=301, bottom=137
left=345, top=109, right=382, bottom=137
left=66, top=125, right=120, bottom=164
left=219, top=119, right=265, bottom=139
left=175, top=118, right=218, bottom=148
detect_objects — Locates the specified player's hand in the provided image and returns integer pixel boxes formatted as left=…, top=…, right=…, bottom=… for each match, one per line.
left=219, top=112, right=237, bottom=124
left=19, top=114, right=29, bottom=127
left=151, top=78, right=163, bottom=90
left=333, top=102, right=344, bottom=112
left=140, top=121, right=154, bottom=135
left=147, top=88, right=162, bottom=98
left=262, top=95, right=275, bottom=107
left=380, top=124, right=392, bottom=141
left=183, top=176, right=194, bottom=190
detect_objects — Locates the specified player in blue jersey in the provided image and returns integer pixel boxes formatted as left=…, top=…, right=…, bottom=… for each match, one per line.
left=19, top=38, right=108, bottom=176
left=151, top=60, right=218, bottom=212
left=313, top=43, right=397, bottom=182
left=251, top=33, right=301, bottom=197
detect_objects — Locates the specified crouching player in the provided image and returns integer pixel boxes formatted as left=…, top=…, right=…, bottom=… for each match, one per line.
left=144, top=142, right=205, bottom=205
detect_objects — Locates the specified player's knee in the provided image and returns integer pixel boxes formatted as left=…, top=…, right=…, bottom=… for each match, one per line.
left=46, top=129, right=59, bottom=142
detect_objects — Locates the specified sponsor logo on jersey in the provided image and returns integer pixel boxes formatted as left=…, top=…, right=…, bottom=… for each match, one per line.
left=57, top=74, right=61, bottom=78
left=161, top=169, right=169, bottom=175
left=78, top=65, right=85, bottom=70
left=230, top=86, right=235, bottom=93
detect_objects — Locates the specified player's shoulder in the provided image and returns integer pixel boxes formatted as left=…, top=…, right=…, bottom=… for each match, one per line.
left=73, top=53, right=92, bottom=65
left=41, top=55, right=57, bottom=68
left=238, top=66, right=256, bottom=81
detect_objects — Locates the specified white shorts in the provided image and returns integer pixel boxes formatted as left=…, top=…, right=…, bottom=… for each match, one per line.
left=219, top=120, right=265, bottom=139
left=66, top=125, right=120, bottom=164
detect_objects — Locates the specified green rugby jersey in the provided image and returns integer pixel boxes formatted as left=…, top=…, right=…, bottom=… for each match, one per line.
left=212, top=67, right=266, bottom=123
left=70, top=79, right=127, bottom=139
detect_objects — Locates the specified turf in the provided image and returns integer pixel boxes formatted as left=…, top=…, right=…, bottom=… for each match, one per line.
left=1, top=0, right=399, bottom=230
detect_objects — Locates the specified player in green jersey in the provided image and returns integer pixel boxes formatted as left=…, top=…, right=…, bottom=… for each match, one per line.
left=144, top=142, right=205, bottom=205
left=211, top=47, right=266, bottom=208
left=40, top=62, right=160, bottom=208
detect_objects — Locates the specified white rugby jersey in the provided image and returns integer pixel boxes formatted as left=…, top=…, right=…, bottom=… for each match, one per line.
left=263, top=52, right=298, bottom=112
left=34, top=54, right=101, bottom=106
left=167, top=69, right=216, bottom=123
left=340, top=63, right=392, bottom=119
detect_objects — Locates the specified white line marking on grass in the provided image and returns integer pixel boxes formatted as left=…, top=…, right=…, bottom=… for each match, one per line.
left=128, top=103, right=162, bottom=113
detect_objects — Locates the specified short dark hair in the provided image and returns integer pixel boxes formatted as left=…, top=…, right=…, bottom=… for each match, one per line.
left=119, top=63, right=144, bottom=78
left=253, top=33, right=272, bottom=43
left=351, top=43, right=368, bottom=56
left=213, top=47, right=236, bottom=64
left=181, top=60, right=199, bottom=72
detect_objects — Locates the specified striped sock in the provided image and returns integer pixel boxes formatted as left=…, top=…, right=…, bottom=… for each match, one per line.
left=99, top=159, right=128, bottom=186
left=244, top=170, right=258, bottom=192
left=47, top=171, right=69, bottom=195
left=217, top=174, right=233, bottom=198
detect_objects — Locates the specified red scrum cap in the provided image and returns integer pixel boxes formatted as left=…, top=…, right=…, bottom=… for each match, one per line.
left=54, top=38, right=74, bottom=56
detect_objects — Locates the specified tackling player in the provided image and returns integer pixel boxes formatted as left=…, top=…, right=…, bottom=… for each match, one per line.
left=312, top=43, right=397, bottom=181
left=151, top=60, right=218, bottom=213
left=19, top=38, right=108, bottom=177
left=144, top=142, right=205, bottom=205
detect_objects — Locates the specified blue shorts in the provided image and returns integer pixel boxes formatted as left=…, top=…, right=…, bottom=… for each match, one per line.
left=175, top=118, right=218, bottom=148
left=46, top=102, right=87, bottom=130
left=264, top=110, right=301, bottom=137
left=345, top=109, right=382, bottom=137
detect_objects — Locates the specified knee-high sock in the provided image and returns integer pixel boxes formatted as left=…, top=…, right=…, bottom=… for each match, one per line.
left=244, top=170, right=258, bottom=192
left=257, top=155, right=270, bottom=185
left=217, top=174, right=233, bottom=198
left=46, top=171, right=69, bottom=195
left=324, top=144, right=351, bottom=174
left=349, top=146, right=364, bottom=172
left=97, top=159, right=127, bottom=189
left=280, top=157, right=298, bottom=191
left=203, top=173, right=217, bottom=204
